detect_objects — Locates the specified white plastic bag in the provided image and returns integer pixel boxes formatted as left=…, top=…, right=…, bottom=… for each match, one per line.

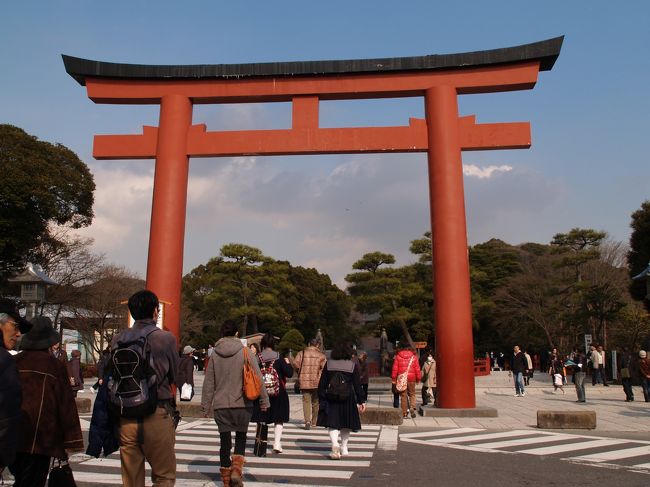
left=553, top=374, right=563, bottom=386
left=181, top=382, right=193, bottom=401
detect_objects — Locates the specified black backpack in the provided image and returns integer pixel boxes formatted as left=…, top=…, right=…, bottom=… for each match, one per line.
left=325, top=371, right=350, bottom=402
left=107, top=326, right=159, bottom=418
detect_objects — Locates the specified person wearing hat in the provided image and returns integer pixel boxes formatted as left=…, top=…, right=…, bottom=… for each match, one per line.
left=0, top=300, right=31, bottom=472
left=9, top=315, right=83, bottom=486
left=639, top=350, right=650, bottom=402
left=178, top=345, right=196, bottom=401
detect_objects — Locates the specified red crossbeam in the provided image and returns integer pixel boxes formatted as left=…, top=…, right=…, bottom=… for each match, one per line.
left=93, top=116, right=529, bottom=159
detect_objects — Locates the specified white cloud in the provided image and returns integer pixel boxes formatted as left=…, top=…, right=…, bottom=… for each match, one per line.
left=463, top=164, right=513, bottom=179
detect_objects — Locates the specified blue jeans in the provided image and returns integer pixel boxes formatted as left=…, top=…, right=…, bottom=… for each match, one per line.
left=514, top=372, right=525, bottom=394
left=574, top=371, right=586, bottom=401
left=642, top=378, right=650, bottom=402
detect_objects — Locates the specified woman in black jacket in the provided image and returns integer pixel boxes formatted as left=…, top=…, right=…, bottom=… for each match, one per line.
left=251, top=333, right=293, bottom=453
left=317, top=342, right=366, bottom=460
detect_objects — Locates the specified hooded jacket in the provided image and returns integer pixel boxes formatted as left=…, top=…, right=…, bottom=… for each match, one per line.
left=201, top=336, right=270, bottom=413
left=391, top=349, right=422, bottom=383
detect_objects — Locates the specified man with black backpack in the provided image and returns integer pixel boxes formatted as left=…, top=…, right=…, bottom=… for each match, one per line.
left=110, top=290, right=179, bottom=487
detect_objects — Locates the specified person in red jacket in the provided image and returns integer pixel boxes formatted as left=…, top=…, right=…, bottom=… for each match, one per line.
left=391, top=342, right=422, bottom=419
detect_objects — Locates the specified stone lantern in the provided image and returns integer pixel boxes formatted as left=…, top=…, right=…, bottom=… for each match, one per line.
left=8, top=263, right=57, bottom=319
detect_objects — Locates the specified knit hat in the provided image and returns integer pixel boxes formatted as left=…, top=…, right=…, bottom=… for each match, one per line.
left=640, top=350, right=647, bottom=358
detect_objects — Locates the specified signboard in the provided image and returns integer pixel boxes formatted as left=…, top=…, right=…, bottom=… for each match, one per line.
left=413, top=341, right=428, bottom=349
left=584, top=334, right=592, bottom=353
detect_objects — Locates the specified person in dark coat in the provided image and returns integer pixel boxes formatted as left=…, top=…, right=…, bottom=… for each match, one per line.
left=86, top=377, right=119, bottom=458
left=92, top=347, right=111, bottom=393
left=10, top=316, right=84, bottom=487
left=0, top=300, right=31, bottom=472
left=251, top=332, right=293, bottom=454
left=177, top=345, right=195, bottom=401
left=317, top=342, right=366, bottom=460
left=67, top=349, right=84, bottom=397
left=357, top=351, right=369, bottom=402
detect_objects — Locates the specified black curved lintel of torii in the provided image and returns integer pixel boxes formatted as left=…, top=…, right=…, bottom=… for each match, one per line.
left=62, top=36, right=563, bottom=86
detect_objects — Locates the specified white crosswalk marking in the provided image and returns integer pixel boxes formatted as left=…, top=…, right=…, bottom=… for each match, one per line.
left=71, top=421, right=380, bottom=486
left=519, top=439, right=629, bottom=455
left=400, top=428, right=650, bottom=474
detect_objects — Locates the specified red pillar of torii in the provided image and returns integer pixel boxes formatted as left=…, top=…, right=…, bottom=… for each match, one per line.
left=64, top=37, right=562, bottom=408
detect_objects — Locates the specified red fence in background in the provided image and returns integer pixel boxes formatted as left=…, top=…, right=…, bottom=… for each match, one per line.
left=474, top=358, right=491, bottom=376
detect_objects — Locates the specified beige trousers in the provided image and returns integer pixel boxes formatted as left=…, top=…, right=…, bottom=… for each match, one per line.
left=119, top=406, right=176, bottom=486
left=301, top=389, right=319, bottom=424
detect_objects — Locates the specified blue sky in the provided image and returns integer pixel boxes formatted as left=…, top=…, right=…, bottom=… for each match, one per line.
left=1, top=1, right=649, bottom=287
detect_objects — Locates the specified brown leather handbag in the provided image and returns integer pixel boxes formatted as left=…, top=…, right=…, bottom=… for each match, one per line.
left=242, top=346, right=262, bottom=400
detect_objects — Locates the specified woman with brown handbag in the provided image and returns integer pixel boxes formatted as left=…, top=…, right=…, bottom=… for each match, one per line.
left=201, top=321, right=269, bottom=487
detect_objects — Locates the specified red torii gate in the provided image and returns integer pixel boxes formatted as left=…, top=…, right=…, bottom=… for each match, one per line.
left=64, top=37, right=562, bottom=408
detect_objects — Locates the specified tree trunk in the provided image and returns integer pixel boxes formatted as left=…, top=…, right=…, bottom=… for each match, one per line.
left=250, top=314, right=259, bottom=335
left=390, top=297, right=414, bottom=348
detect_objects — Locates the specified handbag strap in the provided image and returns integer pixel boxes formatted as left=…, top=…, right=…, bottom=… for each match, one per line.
left=406, top=356, right=414, bottom=374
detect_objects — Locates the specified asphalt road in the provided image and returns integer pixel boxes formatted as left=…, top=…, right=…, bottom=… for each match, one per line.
left=352, top=441, right=650, bottom=487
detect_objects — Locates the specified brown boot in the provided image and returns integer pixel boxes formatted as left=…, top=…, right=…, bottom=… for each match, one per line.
left=230, top=455, right=245, bottom=487
left=220, top=466, right=232, bottom=487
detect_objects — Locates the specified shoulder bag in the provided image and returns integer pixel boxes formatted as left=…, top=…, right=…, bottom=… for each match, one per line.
left=242, top=346, right=262, bottom=400
left=395, top=356, right=414, bottom=392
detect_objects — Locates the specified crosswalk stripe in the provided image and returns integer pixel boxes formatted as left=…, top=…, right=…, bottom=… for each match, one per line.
left=194, top=423, right=382, bottom=431
left=175, top=438, right=373, bottom=449
left=172, top=452, right=371, bottom=467
left=571, top=445, right=650, bottom=462
left=174, top=443, right=374, bottom=457
left=471, top=434, right=578, bottom=449
left=188, top=428, right=379, bottom=438
left=399, top=427, right=482, bottom=439
left=176, top=433, right=378, bottom=443
left=519, top=439, right=630, bottom=455
left=80, top=458, right=355, bottom=479
left=431, top=430, right=538, bottom=444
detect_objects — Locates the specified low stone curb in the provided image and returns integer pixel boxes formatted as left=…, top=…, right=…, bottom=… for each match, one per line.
left=75, top=397, right=92, bottom=414
left=361, top=407, right=403, bottom=425
left=419, top=405, right=498, bottom=418
left=537, top=410, right=597, bottom=429
left=179, top=402, right=204, bottom=418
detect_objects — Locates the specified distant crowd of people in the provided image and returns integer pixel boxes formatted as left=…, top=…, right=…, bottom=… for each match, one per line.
left=506, top=342, right=650, bottom=404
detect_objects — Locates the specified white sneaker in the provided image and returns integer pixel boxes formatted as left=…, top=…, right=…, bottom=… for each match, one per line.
left=521, top=391, right=527, bottom=397
left=514, top=393, right=521, bottom=397
left=341, top=446, right=349, bottom=457
left=272, top=444, right=282, bottom=454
